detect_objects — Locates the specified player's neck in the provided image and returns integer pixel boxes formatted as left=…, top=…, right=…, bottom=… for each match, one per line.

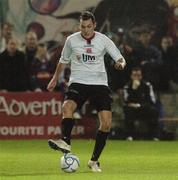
left=81, top=32, right=95, bottom=44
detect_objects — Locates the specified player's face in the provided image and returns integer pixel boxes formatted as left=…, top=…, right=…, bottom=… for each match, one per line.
left=79, top=19, right=96, bottom=39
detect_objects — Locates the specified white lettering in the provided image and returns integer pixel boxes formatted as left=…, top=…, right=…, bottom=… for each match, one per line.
left=0, top=127, right=9, bottom=135
left=37, top=126, right=44, bottom=135
left=47, top=126, right=61, bottom=135
left=0, top=96, right=62, bottom=116
left=47, top=126, right=85, bottom=136
left=9, top=126, right=17, bottom=135
left=20, top=102, right=31, bottom=115
left=18, top=126, right=26, bottom=135
left=72, top=126, right=85, bottom=135
left=9, top=100, right=22, bottom=116
left=42, top=101, right=51, bottom=115
left=51, top=98, right=62, bottom=115
left=0, top=126, right=44, bottom=136
left=30, top=127, right=37, bottom=135
left=31, top=101, right=42, bottom=115
left=0, top=96, right=10, bottom=115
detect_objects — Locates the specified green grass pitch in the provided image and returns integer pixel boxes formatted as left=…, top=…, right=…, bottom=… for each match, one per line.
left=0, top=140, right=178, bottom=180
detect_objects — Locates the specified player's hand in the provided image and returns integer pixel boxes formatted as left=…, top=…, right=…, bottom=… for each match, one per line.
left=114, top=58, right=126, bottom=70
left=47, top=77, right=57, bottom=91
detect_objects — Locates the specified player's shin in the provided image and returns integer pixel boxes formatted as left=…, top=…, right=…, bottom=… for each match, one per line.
left=61, top=118, right=75, bottom=145
left=91, top=130, right=109, bottom=161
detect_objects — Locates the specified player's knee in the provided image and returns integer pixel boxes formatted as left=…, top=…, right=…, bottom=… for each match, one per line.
left=62, top=101, right=76, bottom=117
left=100, top=120, right=112, bottom=132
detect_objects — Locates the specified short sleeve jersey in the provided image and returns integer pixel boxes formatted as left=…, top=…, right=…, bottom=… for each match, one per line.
left=59, top=31, right=124, bottom=86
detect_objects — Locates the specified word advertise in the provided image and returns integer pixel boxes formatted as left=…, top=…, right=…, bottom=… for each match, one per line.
left=0, top=92, right=95, bottom=139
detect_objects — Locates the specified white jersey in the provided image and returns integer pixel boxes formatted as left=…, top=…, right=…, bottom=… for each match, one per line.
left=59, top=31, right=124, bottom=86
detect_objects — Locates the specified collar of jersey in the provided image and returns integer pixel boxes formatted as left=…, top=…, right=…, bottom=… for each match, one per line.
left=80, top=32, right=95, bottom=42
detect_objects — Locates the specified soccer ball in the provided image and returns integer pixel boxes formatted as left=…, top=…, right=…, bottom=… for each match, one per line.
left=60, top=153, right=80, bottom=173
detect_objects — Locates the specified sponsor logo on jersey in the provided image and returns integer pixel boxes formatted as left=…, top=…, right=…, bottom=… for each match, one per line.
left=82, top=54, right=96, bottom=63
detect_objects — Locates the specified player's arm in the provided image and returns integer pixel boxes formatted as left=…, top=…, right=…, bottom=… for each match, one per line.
left=104, top=35, right=126, bottom=70
left=47, top=37, right=72, bottom=91
left=47, top=63, right=66, bottom=91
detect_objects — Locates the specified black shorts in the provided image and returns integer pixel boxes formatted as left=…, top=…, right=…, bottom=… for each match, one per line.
left=64, top=83, right=113, bottom=112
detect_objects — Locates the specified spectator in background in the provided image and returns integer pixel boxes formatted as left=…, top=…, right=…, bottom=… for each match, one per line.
left=130, top=28, right=162, bottom=91
left=0, top=38, right=31, bottom=91
left=0, top=22, right=14, bottom=53
left=123, top=67, right=159, bottom=141
left=21, top=31, right=39, bottom=90
left=23, top=31, right=38, bottom=72
left=30, top=43, right=53, bottom=91
left=159, top=36, right=173, bottom=91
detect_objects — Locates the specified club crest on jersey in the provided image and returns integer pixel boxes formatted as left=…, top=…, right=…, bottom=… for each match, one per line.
left=76, top=55, right=81, bottom=61
left=86, top=48, right=92, bottom=53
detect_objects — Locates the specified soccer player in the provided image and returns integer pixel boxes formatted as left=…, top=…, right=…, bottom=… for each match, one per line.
left=47, top=11, right=126, bottom=172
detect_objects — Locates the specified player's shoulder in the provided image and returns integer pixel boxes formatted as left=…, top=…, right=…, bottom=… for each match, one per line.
left=95, top=31, right=108, bottom=39
left=95, top=32, right=111, bottom=45
left=67, top=32, right=81, bottom=40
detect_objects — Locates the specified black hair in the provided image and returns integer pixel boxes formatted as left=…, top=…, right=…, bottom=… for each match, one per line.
left=80, top=11, right=95, bottom=23
left=131, top=67, right=142, bottom=73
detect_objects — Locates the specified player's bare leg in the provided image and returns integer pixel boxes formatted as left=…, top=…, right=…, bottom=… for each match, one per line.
left=48, top=100, right=77, bottom=153
left=88, top=110, right=112, bottom=172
